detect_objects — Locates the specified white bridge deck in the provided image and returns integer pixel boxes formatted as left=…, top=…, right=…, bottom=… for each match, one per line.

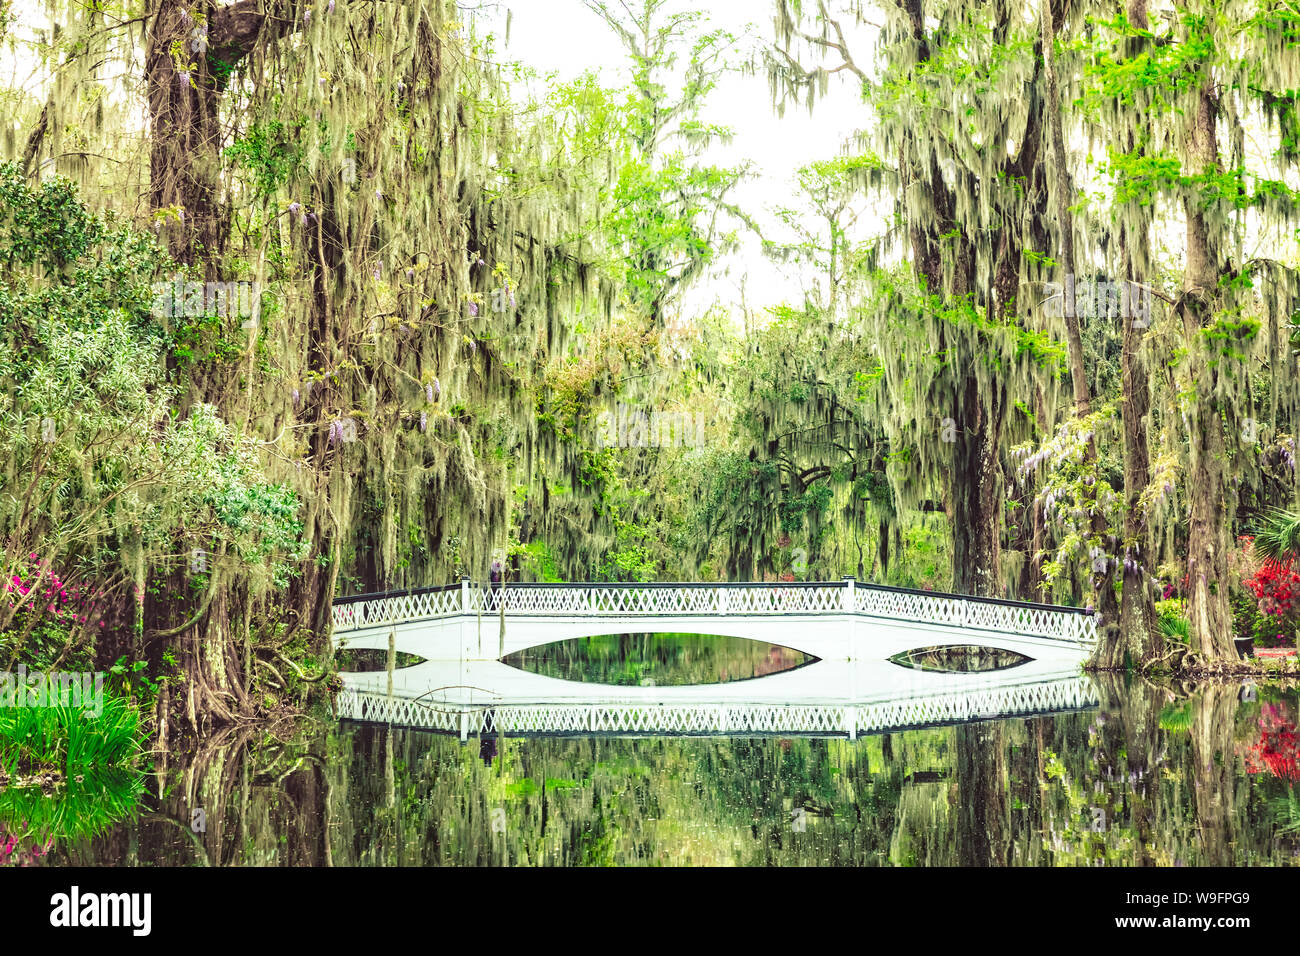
left=331, top=580, right=1099, bottom=738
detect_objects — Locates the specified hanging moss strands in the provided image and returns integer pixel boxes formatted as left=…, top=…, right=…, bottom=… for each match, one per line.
left=4, top=0, right=1300, bottom=743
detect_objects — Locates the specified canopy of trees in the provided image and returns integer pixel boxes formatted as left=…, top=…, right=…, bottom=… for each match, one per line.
left=2, top=0, right=1298, bottom=731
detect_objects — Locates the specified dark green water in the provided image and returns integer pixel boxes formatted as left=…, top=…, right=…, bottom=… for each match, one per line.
left=502, top=632, right=816, bottom=685
left=8, top=675, right=1299, bottom=866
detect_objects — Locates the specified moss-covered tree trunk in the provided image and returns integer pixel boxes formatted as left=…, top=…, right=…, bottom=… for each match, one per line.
left=951, top=386, right=1005, bottom=597
left=141, top=0, right=302, bottom=725
left=1111, top=267, right=1161, bottom=667
left=1180, top=73, right=1237, bottom=661
left=146, top=0, right=226, bottom=270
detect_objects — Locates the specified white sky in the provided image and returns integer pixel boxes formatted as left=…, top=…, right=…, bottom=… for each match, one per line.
left=470, top=0, right=877, bottom=320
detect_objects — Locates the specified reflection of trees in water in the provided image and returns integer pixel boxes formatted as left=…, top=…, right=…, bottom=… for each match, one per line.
left=955, top=723, right=1011, bottom=865
left=48, top=721, right=333, bottom=867
left=890, top=645, right=1029, bottom=673
left=0, top=770, right=143, bottom=865
left=1035, top=676, right=1298, bottom=866
left=41, top=681, right=1300, bottom=865
left=502, top=633, right=814, bottom=686
left=1190, top=684, right=1241, bottom=867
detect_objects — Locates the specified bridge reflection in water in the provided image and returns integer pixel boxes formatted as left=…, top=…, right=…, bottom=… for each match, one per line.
left=331, top=580, right=1100, bottom=739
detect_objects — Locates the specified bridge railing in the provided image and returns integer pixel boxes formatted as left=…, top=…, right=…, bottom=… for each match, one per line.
left=475, top=582, right=846, bottom=616
left=331, top=583, right=462, bottom=631
left=335, top=674, right=1099, bottom=736
left=853, top=584, right=1097, bottom=645
left=331, top=579, right=1096, bottom=644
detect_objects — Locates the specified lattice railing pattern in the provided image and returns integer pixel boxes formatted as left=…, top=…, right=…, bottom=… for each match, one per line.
left=336, top=677, right=1097, bottom=736
left=330, top=581, right=1097, bottom=645
left=856, top=677, right=1096, bottom=730
left=336, top=690, right=462, bottom=733
left=331, top=587, right=461, bottom=631
left=853, top=588, right=1096, bottom=644
left=477, top=584, right=846, bottom=616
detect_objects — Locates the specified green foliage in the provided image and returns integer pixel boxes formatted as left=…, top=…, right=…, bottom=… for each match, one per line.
left=0, top=691, right=141, bottom=775
left=1253, top=509, right=1300, bottom=565
left=0, top=165, right=305, bottom=652
left=1157, top=700, right=1194, bottom=733
left=224, top=120, right=306, bottom=199
left=1155, top=599, right=1190, bottom=645
left=516, top=540, right=563, bottom=583
left=565, top=2, right=753, bottom=318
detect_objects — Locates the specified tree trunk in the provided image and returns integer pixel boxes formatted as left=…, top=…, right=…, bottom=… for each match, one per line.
left=142, top=0, right=317, bottom=723
left=951, top=385, right=1004, bottom=597
left=1110, top=296, right=1162, bottom=666
left=146, top=0, right=226, bottom=271
left=1180, top=71, right=1237, bottom=660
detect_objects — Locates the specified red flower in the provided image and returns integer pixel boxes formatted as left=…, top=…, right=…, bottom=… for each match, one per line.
left=1241, top=704, right=1300, bottom=781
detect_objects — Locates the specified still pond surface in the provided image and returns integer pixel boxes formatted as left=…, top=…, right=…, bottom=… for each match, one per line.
left=8, top=633, right=1300, bottom=866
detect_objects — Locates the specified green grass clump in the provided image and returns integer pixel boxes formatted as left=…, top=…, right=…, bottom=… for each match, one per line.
left=0, top=693, right=141, bottom=776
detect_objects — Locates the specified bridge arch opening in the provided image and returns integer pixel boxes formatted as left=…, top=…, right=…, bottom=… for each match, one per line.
left=500, top=631, right=820, bottom=687
left=888, top=644, right=1033, bottom=674
left=334, top=649, right=428, bottom=672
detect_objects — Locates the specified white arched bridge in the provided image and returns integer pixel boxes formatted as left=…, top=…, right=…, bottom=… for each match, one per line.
left=330, top=579, right=1100, bottom=739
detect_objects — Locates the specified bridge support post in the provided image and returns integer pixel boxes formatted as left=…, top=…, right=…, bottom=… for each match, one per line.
left=386, top=629, right=395, bottom=700
left=845, top=577, right=857, bottom=664
left=845, top=706, right=857, bottom=740
left=461, top=576, right=471, bottom=613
